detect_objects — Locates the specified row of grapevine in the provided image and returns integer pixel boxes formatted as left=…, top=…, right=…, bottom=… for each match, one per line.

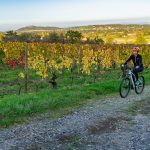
left=1, top=42, right=150, bottom=79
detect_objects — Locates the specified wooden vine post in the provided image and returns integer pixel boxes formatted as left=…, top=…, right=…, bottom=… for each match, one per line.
left=77, top=44, right=81, bottom=77
left=24, top=42, right=28, bottom=93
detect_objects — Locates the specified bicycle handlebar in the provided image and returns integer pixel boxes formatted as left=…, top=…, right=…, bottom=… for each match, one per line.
left=121, top=64, right=131, bottom=70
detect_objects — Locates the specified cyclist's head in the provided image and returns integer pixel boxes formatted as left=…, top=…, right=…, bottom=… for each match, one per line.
left=131, top=47, right=140, bottom=56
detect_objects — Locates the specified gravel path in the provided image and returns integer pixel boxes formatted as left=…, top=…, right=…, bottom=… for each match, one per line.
left=0, top=87, right=150, bottom=150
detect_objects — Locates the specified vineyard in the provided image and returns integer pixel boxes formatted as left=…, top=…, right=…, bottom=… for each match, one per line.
left=1, top=42, right=150, bottom=93
left=1, top=42, right=150, bottom=127
left=1, top=42, right=150, bottom=75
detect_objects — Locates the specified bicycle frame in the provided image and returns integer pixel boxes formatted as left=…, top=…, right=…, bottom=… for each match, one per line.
left=126, top=69, right=136, bottom=89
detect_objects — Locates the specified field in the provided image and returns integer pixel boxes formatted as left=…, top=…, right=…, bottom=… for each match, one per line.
left=0, top=63, right=119, bottom=127
left=16, top=24, right=150, bottom=44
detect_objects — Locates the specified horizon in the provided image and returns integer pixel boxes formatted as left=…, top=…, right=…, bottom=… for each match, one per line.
left=1, top=17, right=150, bottom=32
left=0, top=0, right=150, bottom=31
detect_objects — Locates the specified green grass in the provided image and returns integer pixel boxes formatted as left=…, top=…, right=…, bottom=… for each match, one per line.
left=0, top=66, right=150, bottom=128
left=143, top=69, right=150, bottom=84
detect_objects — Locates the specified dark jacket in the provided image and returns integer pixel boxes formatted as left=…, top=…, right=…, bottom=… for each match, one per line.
left=125, top=54, right=143, bottom=68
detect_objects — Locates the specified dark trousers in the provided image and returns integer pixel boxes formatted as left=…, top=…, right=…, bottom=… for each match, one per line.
left=132, top=67, right=143, bottom=81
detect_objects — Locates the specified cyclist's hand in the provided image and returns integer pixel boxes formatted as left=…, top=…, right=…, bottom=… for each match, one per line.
left=121, top=64, right=125, bottom=67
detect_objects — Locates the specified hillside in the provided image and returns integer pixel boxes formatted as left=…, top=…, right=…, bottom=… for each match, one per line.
left=16, top=24, right=150, bottom=33
left=17, top=25, right=61, bottom=32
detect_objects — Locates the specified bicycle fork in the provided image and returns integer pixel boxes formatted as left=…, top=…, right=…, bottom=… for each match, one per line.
left=129, top=70, right=136, bottom=89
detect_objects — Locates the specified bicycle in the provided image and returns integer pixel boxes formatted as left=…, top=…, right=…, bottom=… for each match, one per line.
left=119, top=64, right=145, bottom=98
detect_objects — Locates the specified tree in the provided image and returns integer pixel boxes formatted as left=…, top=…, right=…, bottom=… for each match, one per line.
left=5, top=30, right=17, bottom=37
left=93, top=36, right=104, bottom=44
left=42, top=32, right=66, bottom=43
left=3, top=32, right=42, bottom=43
left=18, top=33, right=30, bottom=42
left=47, top=32, right=60, bottom=43
left=66, top=30, right=82, bottom=44
left=84, top=37, right=104, bottom=44
left=3, top=31, right=18, bottom=42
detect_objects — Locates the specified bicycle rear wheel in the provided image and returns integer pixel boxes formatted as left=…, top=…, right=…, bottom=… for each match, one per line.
left=119, top=77, right=131, bottom=98
left=135, top=76, right=145, bottom=94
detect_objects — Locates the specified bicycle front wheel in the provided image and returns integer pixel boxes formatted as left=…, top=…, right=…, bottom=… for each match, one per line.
left=119, top=77, right=131, bottom=98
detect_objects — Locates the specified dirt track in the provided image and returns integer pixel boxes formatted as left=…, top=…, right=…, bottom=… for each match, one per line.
left=0, top=87, right=150, bottom=150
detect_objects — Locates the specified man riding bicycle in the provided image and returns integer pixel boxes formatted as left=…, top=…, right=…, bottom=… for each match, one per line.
left=123, top=47, right=144, bottom=85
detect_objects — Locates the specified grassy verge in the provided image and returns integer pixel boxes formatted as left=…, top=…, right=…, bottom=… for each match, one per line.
left=0, top=66, right=150, bottom=128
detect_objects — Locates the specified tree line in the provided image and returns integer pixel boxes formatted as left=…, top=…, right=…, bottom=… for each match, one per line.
left=2, top=30, right=104, bottom=44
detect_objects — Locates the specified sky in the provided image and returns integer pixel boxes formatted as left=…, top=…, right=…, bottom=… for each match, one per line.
left=0, top=0, right=150, bottom=31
